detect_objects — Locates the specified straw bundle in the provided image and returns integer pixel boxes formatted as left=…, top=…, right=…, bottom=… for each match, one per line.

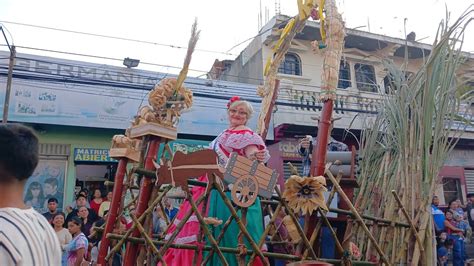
left=350, top=8, right=473, bottom=265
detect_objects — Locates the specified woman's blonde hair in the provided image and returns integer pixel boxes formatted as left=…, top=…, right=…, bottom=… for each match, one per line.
left=228, top=100, right=254, bottom=119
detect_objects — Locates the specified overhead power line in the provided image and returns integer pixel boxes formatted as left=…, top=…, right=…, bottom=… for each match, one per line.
left=0, top=20, right=236, bottom=56
left=5, top=44, right=349, bottom=88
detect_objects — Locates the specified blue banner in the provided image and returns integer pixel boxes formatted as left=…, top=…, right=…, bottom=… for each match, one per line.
left=74, top=148, right=117, bottom=163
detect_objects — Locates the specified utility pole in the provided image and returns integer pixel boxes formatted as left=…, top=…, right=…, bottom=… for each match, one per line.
left=2, top=45, right=15, bottom=123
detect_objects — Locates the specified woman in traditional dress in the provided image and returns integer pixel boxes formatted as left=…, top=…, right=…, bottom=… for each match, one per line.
left=160, top=96, right=268, bottom=266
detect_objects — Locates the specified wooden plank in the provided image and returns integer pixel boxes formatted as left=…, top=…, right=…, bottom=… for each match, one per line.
left=255, top=171, right=272, bottom=181
left=256, top=165, right=274, bottom=175
left=231, top=167, right=249, bottom=176
left=129, top=123, right=177, bottom=140
left=235, top=156, right=254, bottom=167
left=257, top=178, right=270, bottom=188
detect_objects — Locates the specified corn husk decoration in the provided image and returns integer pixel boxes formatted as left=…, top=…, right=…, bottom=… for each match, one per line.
left=283, top=175, right=328, bottom=215
left=283, top=215, right=302, bottom=244
left=256, top=0, right=319, bottom=135
left=146, top=19, right=199, bottom=127
left=317, top=0, right=345, bottom=101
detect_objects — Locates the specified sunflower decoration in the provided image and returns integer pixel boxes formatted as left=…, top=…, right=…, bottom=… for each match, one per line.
left=283, top=173, right=328, bottom=215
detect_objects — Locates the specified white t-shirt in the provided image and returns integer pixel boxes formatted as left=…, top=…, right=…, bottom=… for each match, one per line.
left=0, top=207, right=62, bottom=265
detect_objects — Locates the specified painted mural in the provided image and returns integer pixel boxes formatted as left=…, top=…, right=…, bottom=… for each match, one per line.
left=23, top=159, right=67, bottom=213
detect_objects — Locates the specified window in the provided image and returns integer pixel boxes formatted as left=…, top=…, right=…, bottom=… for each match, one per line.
left=355, top=63, right=377, bottom=92
left=442, top=178, right=462, bottom=204
left=278, top=53, right=302, bottom=76
left=383, top=71, right=414, bottom=94
left=338, top=61, right=351, bottom=89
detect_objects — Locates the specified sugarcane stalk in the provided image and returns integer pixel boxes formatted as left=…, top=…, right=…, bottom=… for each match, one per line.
left=325, top=168, right=390, bottom=265
left=391, top=190, right=424, bottom=252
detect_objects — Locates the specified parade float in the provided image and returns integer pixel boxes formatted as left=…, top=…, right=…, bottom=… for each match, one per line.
left=95, top=1, right=472, bottom=265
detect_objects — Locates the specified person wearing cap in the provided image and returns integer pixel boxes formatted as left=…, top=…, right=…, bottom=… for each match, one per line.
left=42, top=197, right=64, bottom=224
left=437, top=245, right=449, bottom=266
left=298, top=117, right=348, bottom=176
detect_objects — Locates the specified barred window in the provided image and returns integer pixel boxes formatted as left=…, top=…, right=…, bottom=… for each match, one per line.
left=355, top=63, right=377, bottom=92
left=338, top=61, right=351, bottom=89
left=278, top=53, right=302, bottom=76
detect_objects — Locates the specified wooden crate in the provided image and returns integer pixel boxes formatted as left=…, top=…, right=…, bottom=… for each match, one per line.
left=224, top=152, right=278, bottom=199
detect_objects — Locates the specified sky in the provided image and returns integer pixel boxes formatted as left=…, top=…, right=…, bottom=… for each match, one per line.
left=0, top=0, right=473, bottom=77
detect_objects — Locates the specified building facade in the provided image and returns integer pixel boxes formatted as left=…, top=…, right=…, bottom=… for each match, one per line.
left=0, top=51, right=272, bottom=211
left=211, top=14, right=474, bottom=205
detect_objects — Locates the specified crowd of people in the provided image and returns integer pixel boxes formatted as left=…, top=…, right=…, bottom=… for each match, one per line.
left=38, top=187, right=112, bottom=265
left=3, top=98, right=474, bottom=266
left=432, top=195, right=474, bottom=265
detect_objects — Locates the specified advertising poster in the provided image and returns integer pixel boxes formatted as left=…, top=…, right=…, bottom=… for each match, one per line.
left=23, top=159, right=67, bottom=213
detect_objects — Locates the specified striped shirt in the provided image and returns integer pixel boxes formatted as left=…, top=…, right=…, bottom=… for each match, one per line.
left=0, top=207, right=62, bottom=265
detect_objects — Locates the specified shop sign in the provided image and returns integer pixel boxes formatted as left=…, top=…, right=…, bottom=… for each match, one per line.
left=278, top=139, right=303, bottom=159
left=74, top=148, right=117, bottom=163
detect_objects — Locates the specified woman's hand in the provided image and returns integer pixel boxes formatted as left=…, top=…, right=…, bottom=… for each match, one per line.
left=254, top=150, right=266, bottom=162
left=245, top=145, right=267, bottom=162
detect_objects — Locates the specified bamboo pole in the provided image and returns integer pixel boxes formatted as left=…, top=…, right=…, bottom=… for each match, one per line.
left=97, top=158, right=128, bottom=265
left=274, top=186, right=317, bottom=260
left=238, top=208, right=248, bottom=266
left=125, top=138, right=161, bottom=265
left=108, top=233, right=380, bottom=265
left=325, top=169, right=390, bottom=265
left=185, top=187, right=229, bottom=266
left=192, top=176, right=213, bottom=266
left=213, top=181, right=269, bottom=265
left=158, top=192, right=207, bottom=256
left=318, top=209, right=344, bottom=254
left=130, top=214, right=166, bottom=266
left=105, top=185, right=172, bottom=261
left=391, top=190, right=424, bottom=252
left=247, top=203, right=283, bottom=265
left=202, top=214, right=235, bottom=265
left=260, top=202, right=410, bottom=228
